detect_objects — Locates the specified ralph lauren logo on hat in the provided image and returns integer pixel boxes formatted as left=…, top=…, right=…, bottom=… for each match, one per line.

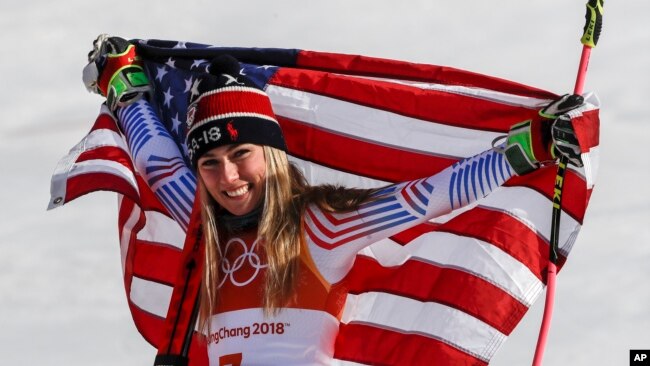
left=227, top=121, right=239, bottom=141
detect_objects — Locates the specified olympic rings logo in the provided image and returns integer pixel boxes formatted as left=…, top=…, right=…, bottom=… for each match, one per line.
left=218, top=237, right=267, bottom=288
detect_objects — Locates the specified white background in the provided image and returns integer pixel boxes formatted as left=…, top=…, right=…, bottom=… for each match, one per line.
left=1, top=1, right=648, bottom=365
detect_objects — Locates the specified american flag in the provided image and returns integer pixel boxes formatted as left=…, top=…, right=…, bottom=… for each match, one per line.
left=49, top=39, right=600, bottom=365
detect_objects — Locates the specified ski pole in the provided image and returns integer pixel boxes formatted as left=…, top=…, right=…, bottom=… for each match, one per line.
left=532, top=1, right=603, bottom=365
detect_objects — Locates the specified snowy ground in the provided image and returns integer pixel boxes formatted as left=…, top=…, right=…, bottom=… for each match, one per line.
left=1, top=1, right=648, bottom=365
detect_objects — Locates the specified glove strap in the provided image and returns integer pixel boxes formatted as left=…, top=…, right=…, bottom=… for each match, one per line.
left=105, top=66, right=150, bottom=110
left=504, top=119, right=554, bottom=175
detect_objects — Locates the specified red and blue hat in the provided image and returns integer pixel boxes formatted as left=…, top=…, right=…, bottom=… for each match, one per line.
left=185, top=55, right=286, bottom=166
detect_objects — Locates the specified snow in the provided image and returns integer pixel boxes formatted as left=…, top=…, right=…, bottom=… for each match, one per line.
left=1, top=0, right=648, bottom=365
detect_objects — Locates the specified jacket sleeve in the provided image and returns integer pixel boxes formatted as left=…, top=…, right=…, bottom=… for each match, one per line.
left=304, top=147, right=514, bottom=283
left=116, top=99, right=196, bottom=230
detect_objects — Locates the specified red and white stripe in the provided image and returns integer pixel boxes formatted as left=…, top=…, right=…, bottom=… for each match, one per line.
left=49, top=105, right=138, bottom=209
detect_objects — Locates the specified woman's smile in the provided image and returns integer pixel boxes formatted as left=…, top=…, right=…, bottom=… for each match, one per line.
left=225, top=184, right=251, bottom=198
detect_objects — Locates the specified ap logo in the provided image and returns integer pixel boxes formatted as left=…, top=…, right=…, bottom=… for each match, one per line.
left=631, top=350, right=650, bottom=365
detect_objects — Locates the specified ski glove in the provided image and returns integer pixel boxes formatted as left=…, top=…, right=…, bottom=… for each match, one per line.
left=82, top=34, right=151, bottom=111
left=543, top=94, right=585, bottom=168
left=502, top=94, right=585, bottom=175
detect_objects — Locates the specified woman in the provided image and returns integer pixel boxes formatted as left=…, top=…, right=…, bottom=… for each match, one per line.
left=180, top=55, right=585, bottom=364
left=89, top=38, right=587, bottom=365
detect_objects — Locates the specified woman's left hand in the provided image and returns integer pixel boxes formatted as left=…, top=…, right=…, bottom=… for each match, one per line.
left=502, top=94, right=586, bottom=175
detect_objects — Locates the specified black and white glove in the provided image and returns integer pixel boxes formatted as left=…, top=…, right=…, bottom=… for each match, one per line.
left=503, top=94, right=585, bottom=175
left=82, top=34, right=151, bottom=111
left=543, top=94, right=585, bottom=168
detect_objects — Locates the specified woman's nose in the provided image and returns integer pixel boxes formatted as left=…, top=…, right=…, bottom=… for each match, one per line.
left=220, top=160, right=239, bottom=184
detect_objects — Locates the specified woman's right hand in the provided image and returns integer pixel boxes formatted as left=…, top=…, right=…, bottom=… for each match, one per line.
left=82, top=34, right=151, bottom=111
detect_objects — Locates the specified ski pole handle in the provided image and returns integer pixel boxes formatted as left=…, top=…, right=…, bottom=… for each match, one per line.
left=575, top=0, right=604, bottom=95
left=581, top=0, right=604, bottom=48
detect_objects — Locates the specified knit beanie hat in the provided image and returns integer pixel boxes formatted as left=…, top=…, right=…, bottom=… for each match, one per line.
left=185, top=55, right=286, bottom=167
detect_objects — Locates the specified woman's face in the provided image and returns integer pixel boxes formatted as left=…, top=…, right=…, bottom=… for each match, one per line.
left=197, top=143, right=266, bottom=216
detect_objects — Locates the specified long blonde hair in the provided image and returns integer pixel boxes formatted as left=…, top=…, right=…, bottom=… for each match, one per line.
left=197, top=146, right=375, bottom=332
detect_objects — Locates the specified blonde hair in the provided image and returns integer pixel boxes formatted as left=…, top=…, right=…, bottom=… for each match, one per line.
left=197, top=146, right=375, bottom=333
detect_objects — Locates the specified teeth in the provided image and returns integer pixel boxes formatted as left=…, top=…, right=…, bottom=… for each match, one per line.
left=226, top=185, right=249, bottom=197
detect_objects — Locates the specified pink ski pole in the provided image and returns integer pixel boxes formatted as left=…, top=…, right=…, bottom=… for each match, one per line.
left=532, top=1, right=603, bottom=365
